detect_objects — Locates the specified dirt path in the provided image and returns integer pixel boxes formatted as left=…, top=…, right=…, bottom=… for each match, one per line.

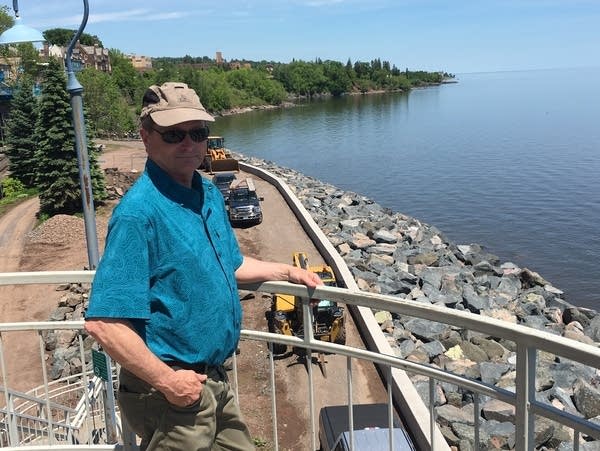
left=0, top=197, right=39, bottom=272
left=0, top=141, right=386, bottom=449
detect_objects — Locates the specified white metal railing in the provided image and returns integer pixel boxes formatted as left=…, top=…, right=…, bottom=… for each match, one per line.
left=1, top=271, right=599, bottom=450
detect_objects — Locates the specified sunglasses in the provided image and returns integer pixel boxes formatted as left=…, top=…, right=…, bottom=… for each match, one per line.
left=151, top=126, right=210, bottom=144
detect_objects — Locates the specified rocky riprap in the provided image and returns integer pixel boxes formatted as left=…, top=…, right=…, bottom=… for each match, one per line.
left=235, top=154, right=600, bottom=450
left=46, top=159, right=600, bottom=450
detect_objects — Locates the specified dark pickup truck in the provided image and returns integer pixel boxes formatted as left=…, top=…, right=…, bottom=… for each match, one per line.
left=227, top=178, right=263, bottom=226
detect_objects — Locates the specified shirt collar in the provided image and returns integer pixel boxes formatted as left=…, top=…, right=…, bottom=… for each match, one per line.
left=145, top=159, right=205, bottom=212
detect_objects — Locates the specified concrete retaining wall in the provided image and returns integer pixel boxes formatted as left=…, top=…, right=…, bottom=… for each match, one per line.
left=240, top=161, right=449, bottom=450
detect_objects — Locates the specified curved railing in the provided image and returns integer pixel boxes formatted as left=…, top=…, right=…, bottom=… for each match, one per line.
left=1, top=271, right=599, bottom=450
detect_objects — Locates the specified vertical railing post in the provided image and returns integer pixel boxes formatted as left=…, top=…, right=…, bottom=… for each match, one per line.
left=474, top=392, right=480, bottom=450
left=302, top=298, right=317, bottom=451
left=268, top=345, right=279, bottom=451
left=0, top=333, right=19, bottom=446
left=515, top=343, right=536, bottom=450
left=387, top=365, right=394, bottom=451
left=37, top=331, right=55, bottom=445
left=103, top=355, right=119, bottom=443
left=347, top=356, right=354, bottom=451
left=429, top=377, right=436, bottom=451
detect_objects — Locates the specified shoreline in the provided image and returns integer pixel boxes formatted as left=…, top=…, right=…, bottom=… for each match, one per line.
left=215, top=81, right=450, bottom=117
left=233, top=149, right=598, bottom=320
left=232, top=151, right=600, bottom=447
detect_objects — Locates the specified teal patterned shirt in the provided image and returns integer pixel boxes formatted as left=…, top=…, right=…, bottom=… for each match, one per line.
left=86, top=159, right=243, bottom=366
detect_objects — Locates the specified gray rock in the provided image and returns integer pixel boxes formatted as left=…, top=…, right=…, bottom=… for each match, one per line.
left=497, top=275, right=521, bottom=299
left=414, top=380, right=446, bottom=407
left=573, top=378, right=600, bottom=419
left=372, top=229, right=398, bottom=243
left=481, top=420, right=515, bottom=449
left=436, top=403, right=476, bottom=425
left=462, top=285, right=490, bottom=313
left=460, top=341, right=489, bottom=363
left=534, top=416, right=556, bottom=448
left=397, top=339, right=416, bottom=359
left=404, top=318, right=449, bottom=341
left=481, top=399, right=515, bottom=423
left=479, top=362, right=511, bottom=385
left=471, top=336, right=509, bottom=361
left=49, top=306, right=74, bottom=321
left=419, top=340, right=446, bottom=358
left=586, top=315, right=600, bottom=341
left=408, top=251, right=439, bottom=266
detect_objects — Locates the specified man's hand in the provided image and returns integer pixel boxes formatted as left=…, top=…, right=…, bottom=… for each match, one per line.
left=161, top=369, right=208, bottom=407
left=288, top=266, right=323, bottom=288
left=287, top=267, right=324, bottom=306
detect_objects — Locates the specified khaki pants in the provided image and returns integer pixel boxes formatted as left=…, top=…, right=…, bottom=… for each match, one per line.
left=118, top=367, right=255, bottom=451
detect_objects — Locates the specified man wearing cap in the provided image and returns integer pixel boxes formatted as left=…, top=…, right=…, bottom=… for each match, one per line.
left=85, top=82, right=322, bottom=450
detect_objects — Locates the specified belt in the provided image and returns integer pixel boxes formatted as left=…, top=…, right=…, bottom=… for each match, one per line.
left=164, top=361, right=227, bottom=380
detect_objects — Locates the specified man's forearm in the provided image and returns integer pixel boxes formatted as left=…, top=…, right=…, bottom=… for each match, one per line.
left=235, top=256, right=290, bottom=283
left=236, top=256, right=323, bottom=288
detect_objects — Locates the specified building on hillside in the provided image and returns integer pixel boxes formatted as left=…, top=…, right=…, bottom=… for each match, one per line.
left=229, top=61, right=252, bottom=70
left=215, top=52, right=251, bottom=70
left=128, top=54, right=153, bottom=71
left=39, top=42, right=111, bottom=73
left=41, top=43, right=65, bottom=60
left=79, top=44, right=111, bottom=72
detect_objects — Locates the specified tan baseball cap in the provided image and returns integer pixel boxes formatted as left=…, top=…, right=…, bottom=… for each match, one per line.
left=140, top=82, right=215, bottom=127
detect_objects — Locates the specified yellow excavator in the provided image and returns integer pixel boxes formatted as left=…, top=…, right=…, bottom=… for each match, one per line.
left=267, top=252, right=346, bottom=371
left=201, top=136, right=239, bottom=174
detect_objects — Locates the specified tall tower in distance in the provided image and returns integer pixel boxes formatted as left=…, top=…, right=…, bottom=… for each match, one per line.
left=216, top=51, right=223, bottom=65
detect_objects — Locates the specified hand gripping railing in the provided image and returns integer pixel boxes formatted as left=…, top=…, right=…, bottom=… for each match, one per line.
left=1, top=270, right=599, bottom=450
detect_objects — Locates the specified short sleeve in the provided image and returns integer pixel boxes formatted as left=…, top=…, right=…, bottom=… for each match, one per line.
left=86, top=214, right=152, bottom=320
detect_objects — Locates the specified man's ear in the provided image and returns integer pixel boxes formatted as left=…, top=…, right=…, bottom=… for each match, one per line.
left=140, top=128, right=150, bottom=147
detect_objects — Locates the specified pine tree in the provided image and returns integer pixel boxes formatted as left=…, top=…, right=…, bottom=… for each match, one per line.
left=34, top=58, right=106, bottom=216
left=4, top=76, right=39, bottom=188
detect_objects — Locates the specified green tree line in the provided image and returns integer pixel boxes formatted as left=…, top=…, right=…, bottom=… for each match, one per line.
left=77, top=51, right=452, bottom=138
left=0, top=9, right=452, bottom=219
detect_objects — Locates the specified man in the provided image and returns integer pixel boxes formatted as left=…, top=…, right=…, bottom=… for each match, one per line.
left=85, top=82, right=322, bottom=450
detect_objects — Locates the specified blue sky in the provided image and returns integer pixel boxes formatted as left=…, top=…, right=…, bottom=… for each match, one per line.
left=2, top=0, right=599, bottom=74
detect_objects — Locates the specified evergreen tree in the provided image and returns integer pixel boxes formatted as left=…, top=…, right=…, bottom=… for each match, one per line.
left=4, top=76, right=39, bottom=188
left=34, top=58, right=106, bottom=217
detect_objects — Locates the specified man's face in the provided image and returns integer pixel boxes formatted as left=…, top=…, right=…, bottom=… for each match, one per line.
left=141, top=120, right=208, bottom=184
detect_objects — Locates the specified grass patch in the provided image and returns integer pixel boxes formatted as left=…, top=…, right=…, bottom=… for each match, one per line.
left=0, top=192, right=37, bottom=218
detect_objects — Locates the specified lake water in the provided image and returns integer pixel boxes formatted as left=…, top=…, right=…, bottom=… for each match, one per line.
left=212, top=68, right=600, bottom=310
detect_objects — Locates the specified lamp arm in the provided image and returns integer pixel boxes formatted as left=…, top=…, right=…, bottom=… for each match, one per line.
left=12, top=0, right=19, bottom=17
left=65, top=0, right=89, bottom=74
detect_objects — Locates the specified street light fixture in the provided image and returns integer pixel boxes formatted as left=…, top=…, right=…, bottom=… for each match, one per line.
left=0, top=0, right=99, bottom=269
left=0, top=1, right=44, bottom=44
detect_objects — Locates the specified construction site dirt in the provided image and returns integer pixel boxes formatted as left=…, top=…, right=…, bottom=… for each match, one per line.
left=0, top=140, right=388, bottom=450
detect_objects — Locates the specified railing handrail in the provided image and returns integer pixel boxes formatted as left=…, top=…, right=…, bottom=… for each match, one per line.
left=0, top=385, right=78, bottom=414
left=2, top=270, right=597, bottom=366
left=1, top=270, right=599, bottom=450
